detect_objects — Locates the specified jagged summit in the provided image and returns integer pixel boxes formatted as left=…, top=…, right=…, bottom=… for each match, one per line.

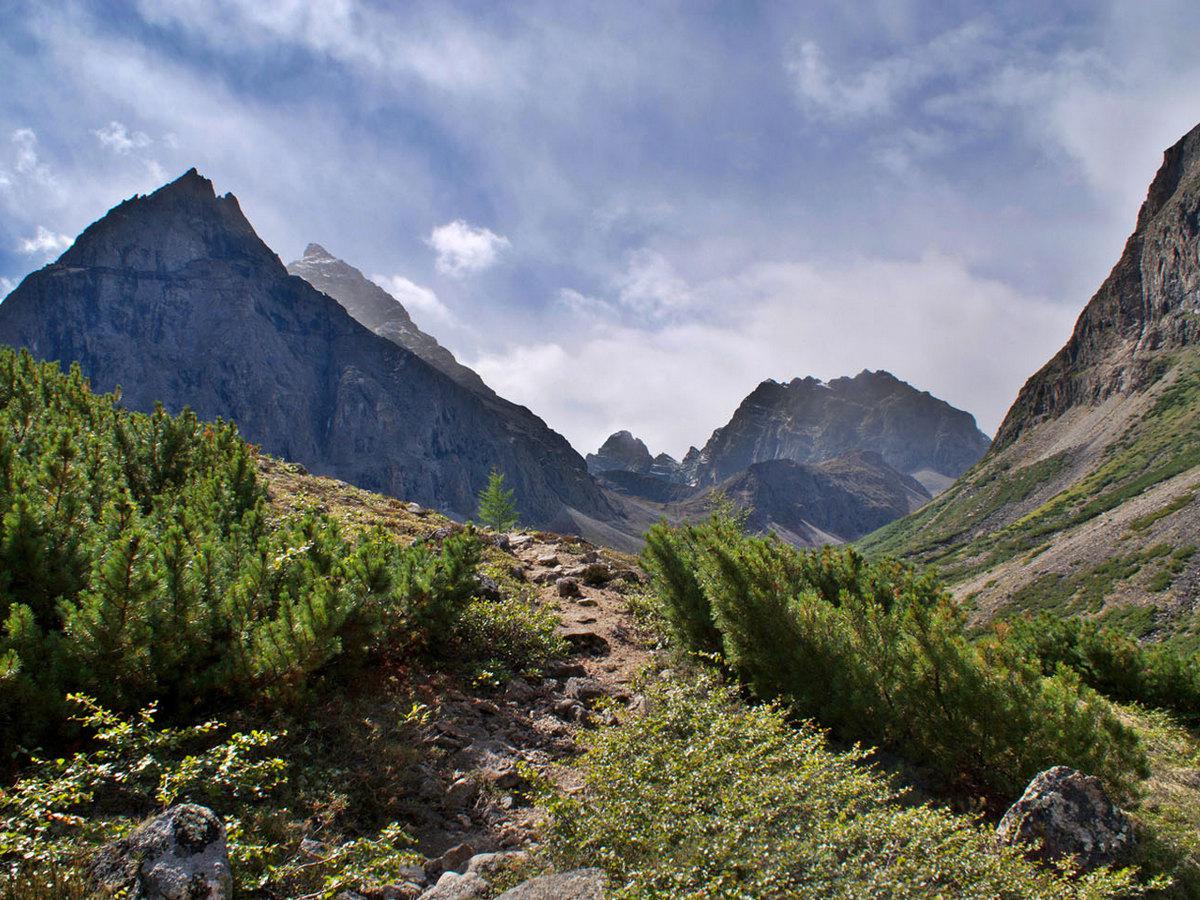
left=286, top=242, right=493, bottom=397
left=59, top=167, right=278, bottom=274
left=692, top=371, right=990, bottom=488
left=303, top=242, right=335, bottom=259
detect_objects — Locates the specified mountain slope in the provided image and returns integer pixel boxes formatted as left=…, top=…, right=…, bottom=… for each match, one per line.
left=860, top=123, right=1200, bottom=636
left=0, top=169, right=622, bottom=536
left=286, top=243, right=493, bottom=396
left=687, top=371, right=991, bottom=494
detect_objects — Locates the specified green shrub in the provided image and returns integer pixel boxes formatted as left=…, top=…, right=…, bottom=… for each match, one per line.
left=452, top=592, right=567, bottom=678
left=542, top=676, right=1147, bottom=898
left=1000, top=613, right=1200, bottom=719
left=643, top=510, right=1147, bottom=799
left=0, top=348, right=485, bottom=753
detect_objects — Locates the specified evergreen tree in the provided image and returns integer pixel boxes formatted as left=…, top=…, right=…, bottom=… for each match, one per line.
left=476, top=469, right=518, bottom=532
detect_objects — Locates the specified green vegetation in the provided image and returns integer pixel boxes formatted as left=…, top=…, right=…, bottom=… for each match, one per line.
left=860, top=358, right=1200, bottom=595
left=0, top=695, right=423, bottom=897
left=998, top=613, right=1200, bottom=720
left=641, top=511, right=1146, bottom=800
left=543, top=675, right=1145, bottom=899
left=1008, top=546, right=1173, bottom=617
left=476, top=467, right=519, bottom=532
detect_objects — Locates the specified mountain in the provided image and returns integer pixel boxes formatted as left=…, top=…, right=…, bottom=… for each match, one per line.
left=688, top=371, right=991, bottom=495
left=0, top=169, right=626, bottom=539
left=678, top=451, right=930, bottom=545
left=586, top=430, right=685, bottom=482
left=861, top=122, right=1200, bottom=634
left=286, top=243, right=493, bottom=397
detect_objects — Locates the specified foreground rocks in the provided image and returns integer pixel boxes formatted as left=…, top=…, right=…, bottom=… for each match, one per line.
left=88, top=803, right=231, bottom=899
left=997, top=766, right=1134, bottom=870
left=497, top=868, right=607, bottom=899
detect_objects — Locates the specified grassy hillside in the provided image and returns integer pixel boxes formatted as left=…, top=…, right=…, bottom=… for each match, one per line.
left=859, top=354, right=1200, bottom=638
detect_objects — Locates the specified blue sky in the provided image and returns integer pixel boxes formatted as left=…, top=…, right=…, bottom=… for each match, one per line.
left=2, top=1, right=1198, bottom=457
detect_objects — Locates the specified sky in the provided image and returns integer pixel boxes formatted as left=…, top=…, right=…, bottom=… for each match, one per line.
left=1, top=1, right=1198, bottom=458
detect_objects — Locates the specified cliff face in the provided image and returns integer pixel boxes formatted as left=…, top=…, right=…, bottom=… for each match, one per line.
left=0, top=169, right=620, bottom=533
left=995, top=122, right=1200, bottom=449
left=692, top=371, right=991, bottom=491
left=286, top=243, right=493, bottom=397
left=860, top=123, right=1200, bottom=632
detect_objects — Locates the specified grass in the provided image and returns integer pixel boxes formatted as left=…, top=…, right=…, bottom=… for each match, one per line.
left=859, top=355, right=1200, bottom=631
left=1006, top=546, right=1173, bottom=618
left=1121, top=704, right=1200, bottom=898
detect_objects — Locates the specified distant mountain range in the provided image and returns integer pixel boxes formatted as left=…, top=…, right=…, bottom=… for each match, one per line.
left=586, top=371, right=989, bottom=543
left=0, top=168, right=994, bottom=550
left=861, top=122, right=1200, bottom=634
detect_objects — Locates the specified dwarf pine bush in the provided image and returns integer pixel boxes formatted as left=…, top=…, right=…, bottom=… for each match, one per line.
left=642, top=511, right=1147, bottom=799
left=544, top=676, right=1147, bottom=898
left=0, top=348, right=486, bottom=754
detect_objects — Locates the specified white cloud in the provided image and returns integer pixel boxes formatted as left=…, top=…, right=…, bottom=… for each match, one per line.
left=94, top=120, right=152, bottom=154
left=615, top=249, right=692, bottom=319
left=18, top=225, right=72, bottom=256
left=428, top=220, right=510, bottom=277
left=786, top=22, right=996, bottom=122
left=474, top=252, right=1076, bottom=457
left=371, top=273, right=455, bottom=325
left=0, top=276, right=16, bottom=296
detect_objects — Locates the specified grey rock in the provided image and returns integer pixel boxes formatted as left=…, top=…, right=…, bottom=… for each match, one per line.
left=88, top=803, right=231, bottom=899
left=425, top=842, right=478, bottom=879
left=467, top=851, right=529, bottom=878
left=997, top=766, right=1134, bottom=870
left=556, top=577, right=583, bottom=598
left=496, top=868, right=607, bottom=899
left=419, top=871, right=489, bottom=900
left=474, top=573, right=502, bottom=601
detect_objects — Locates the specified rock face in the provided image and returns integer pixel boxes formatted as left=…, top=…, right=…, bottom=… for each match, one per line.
left=586, top=431, right=654, bottom=475
left=0, top=169, right=621, bottom=535
left=676, top=452, right=929, bottom=544
left=859, top=122, right=1200, bottom=627
left=691, top=371, right=991, bottom=492
left=997, top=767, right=1133, bottom=871
left=995, top=122, right=1200, bottom=449
left=88, top=803, right=232, bottom=899
left=496, top=869, right=606, bottom=899
left=287, top=243, right=493, bottom=397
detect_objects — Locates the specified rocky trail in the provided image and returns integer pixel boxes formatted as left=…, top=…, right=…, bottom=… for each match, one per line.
left=364, top=528, right=656, bottom=899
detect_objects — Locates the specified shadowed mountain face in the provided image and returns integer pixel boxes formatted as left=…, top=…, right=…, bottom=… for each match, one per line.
left=688, top=371, right=991, bottom=493
left=0, top=169, right=620, bottom=534
left=861, top=122, right=1200, bottom=632
left=286, top=243, right=493, bottom=397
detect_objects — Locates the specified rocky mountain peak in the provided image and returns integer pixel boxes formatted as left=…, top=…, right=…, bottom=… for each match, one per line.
left=58, top=167, right=279, bottom=275
left=302, top=242, right=335, bottom=260
left=586, top=430, right=654, bottom=476
left=286, top=244, right=494, bottom=397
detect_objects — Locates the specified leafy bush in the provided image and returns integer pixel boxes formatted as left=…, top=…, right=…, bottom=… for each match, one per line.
left=642, top=511, right=1147, bottom=799
left=452, top=592, right=567, bottom=679
left=1000, top=612, right=1200, bottom=718
left=542, top=676, right=1147, bottom=898
left=0, top=348, right=485, bottom=753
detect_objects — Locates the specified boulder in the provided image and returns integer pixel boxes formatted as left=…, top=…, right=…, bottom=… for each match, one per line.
left=474, top=573, right=502, bottom=601
left=556, top=577, right=583, bottom=598
left=424, top=842, right=478, bottom=880
left=467, top=851, right=529, bottom=878
left=496, top=868, right=607, bottom=899
left=88, top=803, right=232, bottom=899
left=997, top=766, right=1134, bottom=870
left=419, top=871, right=489, bottom=900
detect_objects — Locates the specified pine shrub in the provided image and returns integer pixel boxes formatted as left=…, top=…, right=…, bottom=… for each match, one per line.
left=642, top=510, right=1148, bottom=799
